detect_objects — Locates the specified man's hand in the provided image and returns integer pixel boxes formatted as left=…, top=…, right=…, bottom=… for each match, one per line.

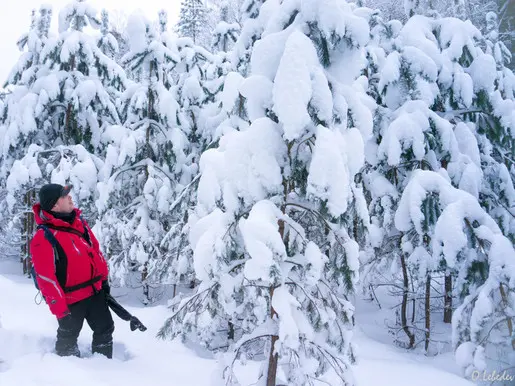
left=130, top=316, right=147, bottom=332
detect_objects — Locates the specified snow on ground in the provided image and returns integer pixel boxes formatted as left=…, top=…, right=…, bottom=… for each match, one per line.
left=0, top=260, right=474, bottom=386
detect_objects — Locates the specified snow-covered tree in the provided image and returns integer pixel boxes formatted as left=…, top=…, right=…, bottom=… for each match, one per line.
left=364, top=104, right=473, bottom=351
left=212, top=2, right=240, bottom=53
left=97, top=9, right=119, bottom=60
left=365, top=0, right=513, bottom=55
left=1, top=0, right=125, bottom=159
left=0, top=6, right=50, bottom=176
left=2, top=143, right=104, bottom=271
left=484, top=11, right=514, bottom=101
left=427, top=15, right=515, bottom=246
left=230, top=0, right=270, bottom=75
left=360, top=10, right=515, bottom=372
left=0, top=0, right=126, bottom=231
left=496, top=0, right=514, bottom=70
left=160, top=1, right=376, bottom=384
left=159, top=16, right=222, bottom=293
left=466, top=0, right=513, bottom=66
left=96, top=12, right=183, bottom=303
left=362, top=0, right=407, bottom=22
left=472, top=14, right=515, bottom=249
left=210, top=0, right=246, bottom=24
left=362, top=12, right=462, bottom=350
left=108, top=9, right=130, bottom=60
left=403, top=0, right=437, bottom=17
left=429, top=15, right=515, bottom=371
left=0, top=7, right=51, bottom=268
left=396, top=170, right=515, bottom=378
left=4, top=5, right=52, bottom=89
left=0, top=0, right=127, bottom=257
left=176, top=0, right=210, bottom=47
left=5, top=144, right=103, bottom=217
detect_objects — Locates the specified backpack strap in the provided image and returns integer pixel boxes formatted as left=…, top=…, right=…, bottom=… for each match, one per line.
left=37, top=224, right=58, bottom=248
left=39, top=219, right=92, bottom=246
left=62, top=276, right=103, bottom=293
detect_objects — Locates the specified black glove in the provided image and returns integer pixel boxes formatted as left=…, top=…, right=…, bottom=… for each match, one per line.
left=130, top=316, right=147, bottom=332
left=102, top=280, right=111, bottom=295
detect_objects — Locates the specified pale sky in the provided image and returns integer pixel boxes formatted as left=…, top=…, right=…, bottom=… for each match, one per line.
left=0, top=0, right=182, bottom=85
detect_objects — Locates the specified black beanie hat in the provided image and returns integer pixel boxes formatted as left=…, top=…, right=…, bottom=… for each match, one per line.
left=39, top=184, right=73, bottom=212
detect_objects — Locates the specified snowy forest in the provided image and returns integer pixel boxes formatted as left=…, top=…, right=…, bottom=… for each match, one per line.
left=0, top=0, right=514, bottom=385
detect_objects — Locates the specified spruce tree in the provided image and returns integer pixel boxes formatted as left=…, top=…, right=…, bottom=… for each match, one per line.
left=0, top=0, right=125, bottom=268
left=97, top=9, right=119, bottom=61
left=176, top=0, right=209, bottom=46
left=231, top=0, right=269, bottom=75
left=2, top=0, right=125, bottom=156
left=159, top=1, right=375, bottom=384
left=427, top=12, right=515, bottom=375
left=96, top=12, right=182, bottom=303
left=157, top=11, right=220, bottom=294
left=0, top=5, right=52, bottom=178
left=4, top=5, right=52, bottom=88
left=361, top=9, right=515, bottom=372
left=212, top=2, right=240, bottom=53
left=0, top=0, right=125, bottom=221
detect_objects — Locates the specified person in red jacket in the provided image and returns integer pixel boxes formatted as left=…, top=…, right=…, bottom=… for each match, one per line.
left=30, top=183, right=114, bottom=358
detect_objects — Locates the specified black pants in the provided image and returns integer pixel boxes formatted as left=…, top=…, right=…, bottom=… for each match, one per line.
left=55, top=289, right=115, bottom=358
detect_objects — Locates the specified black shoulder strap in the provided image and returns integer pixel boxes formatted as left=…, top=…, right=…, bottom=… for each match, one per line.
left=37, top=224, right=58, bottom=248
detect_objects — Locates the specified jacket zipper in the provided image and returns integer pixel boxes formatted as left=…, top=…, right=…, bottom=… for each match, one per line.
left=71, top=237, right=98, bottom=293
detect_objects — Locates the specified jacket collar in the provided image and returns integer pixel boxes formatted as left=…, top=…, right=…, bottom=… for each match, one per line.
left=32, top=203, right=84, bottom=232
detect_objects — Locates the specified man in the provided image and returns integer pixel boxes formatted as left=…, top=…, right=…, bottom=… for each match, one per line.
left=30, top=183, right=114, bottom=358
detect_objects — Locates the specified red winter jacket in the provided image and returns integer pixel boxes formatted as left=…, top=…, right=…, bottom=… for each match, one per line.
left=30, top=204, right=109, bottom=319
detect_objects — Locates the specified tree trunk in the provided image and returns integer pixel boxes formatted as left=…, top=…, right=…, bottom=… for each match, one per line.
left=228, top=321, right=235, bottom=341
left=499, top=283, right=515, bottom=350
left=266, top=285, right=279, bottom=386
left=146, top=59, right=153, bottom=172
left=498, top=0, right=514, bottom=71
left=22, top=190, right=36, bottom=276
left=410, top=271, right=416, bottom=324
left=425, top=274, right=431, bottom=353
left=64, top=104, right=73, bottom=145
left=238, top=95, right=245, bottom=118
left=64, top=55, right=75, bottom=144
left=266, top=149, right=292, bottom=386
left=266, top=217, right=285, bottom=386
left=21, top=192, right=29, bottom=274
left=142, top=262, right=150, bottom=304
left=443, top=273, right=452, bottom=323
left=400, top=252, right=415, bottom=348
left=27, top=190, right=35, bottom=276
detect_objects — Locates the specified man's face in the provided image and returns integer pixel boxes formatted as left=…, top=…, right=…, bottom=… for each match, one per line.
left=52, top=194, right=74, bottom=214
